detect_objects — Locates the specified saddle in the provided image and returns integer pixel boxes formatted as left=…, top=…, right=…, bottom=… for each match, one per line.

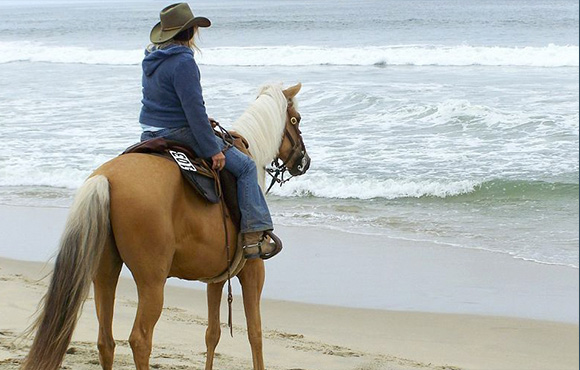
left=121, top=130, right=251, bottom=229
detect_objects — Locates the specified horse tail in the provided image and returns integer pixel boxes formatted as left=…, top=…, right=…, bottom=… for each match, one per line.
left=22, top=175, right=111, bottom=370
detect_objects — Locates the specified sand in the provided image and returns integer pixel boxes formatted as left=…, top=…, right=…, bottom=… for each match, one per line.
left=0, top=204, right=578, bottom=370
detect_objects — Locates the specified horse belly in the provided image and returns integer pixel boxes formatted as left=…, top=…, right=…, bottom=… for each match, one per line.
left=169, top=186, right=236, bottom=280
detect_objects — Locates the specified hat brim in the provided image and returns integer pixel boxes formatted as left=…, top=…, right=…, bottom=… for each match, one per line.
left=149, top=16, right=211, bottom=44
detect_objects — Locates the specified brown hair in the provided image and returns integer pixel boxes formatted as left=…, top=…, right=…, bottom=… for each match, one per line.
left=170, top=26, right=200, bottom=51
left=174, top=26, right=194, bottom=42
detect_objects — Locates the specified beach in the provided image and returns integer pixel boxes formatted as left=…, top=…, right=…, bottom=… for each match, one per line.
left=0, top=205, right=578, bottom=370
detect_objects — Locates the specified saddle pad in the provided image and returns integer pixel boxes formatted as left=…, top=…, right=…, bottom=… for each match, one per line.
left=168, top=149, right=220, bottom=204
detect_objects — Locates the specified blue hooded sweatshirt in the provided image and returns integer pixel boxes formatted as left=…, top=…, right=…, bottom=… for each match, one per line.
left=139, top=44, right=220, bottom=158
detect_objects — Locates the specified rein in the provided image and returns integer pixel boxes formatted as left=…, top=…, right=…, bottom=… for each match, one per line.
left=217, top=190, right=234, bottom=337
left=212, top=119, right=236, bottom=337
left=265, top=155, right=293, bottom=194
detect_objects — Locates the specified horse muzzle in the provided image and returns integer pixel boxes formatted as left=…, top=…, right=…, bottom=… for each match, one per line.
left=289, top=151, right=311, bottom=176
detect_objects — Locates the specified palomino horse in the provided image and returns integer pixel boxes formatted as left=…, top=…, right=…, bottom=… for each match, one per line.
left=22, top=83, right=309, bottom=370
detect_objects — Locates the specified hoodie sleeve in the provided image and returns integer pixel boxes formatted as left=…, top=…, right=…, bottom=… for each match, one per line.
left=173, top=57, right=221, bottom=158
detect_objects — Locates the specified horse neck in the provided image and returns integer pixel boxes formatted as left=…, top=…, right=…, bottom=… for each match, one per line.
left=232, top=89, right=288, bottom=190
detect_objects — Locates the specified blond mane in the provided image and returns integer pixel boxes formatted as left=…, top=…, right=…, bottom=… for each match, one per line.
left=232, top=84, right=294, bottom=190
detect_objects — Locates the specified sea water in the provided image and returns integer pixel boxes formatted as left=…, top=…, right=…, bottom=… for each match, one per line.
left=0, top=0, right=578, bottom=268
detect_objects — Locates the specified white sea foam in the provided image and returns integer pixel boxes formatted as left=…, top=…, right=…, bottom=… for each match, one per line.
left=0, top=41, right=577, bottom=67
left=268, top=175, right=480, bottom=199
left=0, top=165, right=89, bottom=189
left=0, top=41, right=142, bottom=65
left=201, top=44, right=580, bottom=67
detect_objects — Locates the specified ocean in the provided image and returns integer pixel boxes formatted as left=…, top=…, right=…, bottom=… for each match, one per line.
left=0, top=0, right=578, bottom=268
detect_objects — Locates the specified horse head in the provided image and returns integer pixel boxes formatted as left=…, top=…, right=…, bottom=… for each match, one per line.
left=277, top=83, right=311, bottom=177
left=232, top=82, right=311, bottom=191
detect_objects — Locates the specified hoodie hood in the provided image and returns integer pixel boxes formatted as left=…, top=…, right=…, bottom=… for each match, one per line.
left=142, top=44, right=193, bottom=76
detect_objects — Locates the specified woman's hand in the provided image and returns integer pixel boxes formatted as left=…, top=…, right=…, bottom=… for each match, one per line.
left=211, top=151, right=226, bottom=171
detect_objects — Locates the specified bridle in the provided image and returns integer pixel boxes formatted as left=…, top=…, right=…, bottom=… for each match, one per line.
left=266, top=102, right=310, bottom=193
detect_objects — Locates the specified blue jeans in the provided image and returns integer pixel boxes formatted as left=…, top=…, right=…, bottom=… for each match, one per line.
left=141, top=127, right=273, bottom=233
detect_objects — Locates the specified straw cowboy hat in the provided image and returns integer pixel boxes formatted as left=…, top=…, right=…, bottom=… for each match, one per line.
left=150, top=3, right=211, bottom=44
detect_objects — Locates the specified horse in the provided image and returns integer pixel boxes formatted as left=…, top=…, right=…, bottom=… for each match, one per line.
left=21, top=82, right=309, bottom=370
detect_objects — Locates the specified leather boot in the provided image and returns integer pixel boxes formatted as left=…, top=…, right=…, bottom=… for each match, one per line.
left=242, top=230, right=283, bottom=260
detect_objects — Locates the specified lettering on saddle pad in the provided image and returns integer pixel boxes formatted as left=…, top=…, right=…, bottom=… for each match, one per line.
left=169, top=150, right=197, bottom=172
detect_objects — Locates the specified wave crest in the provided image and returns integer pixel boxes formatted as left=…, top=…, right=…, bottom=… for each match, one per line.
left=0, top=41, right=577, bottom=67
left=270, top=177, right=480, bottom=199
left=270, top=177, right=579, bottom=200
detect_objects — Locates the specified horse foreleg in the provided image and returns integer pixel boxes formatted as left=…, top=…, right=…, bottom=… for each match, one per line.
left=129, top=278, right=166, bottom=370
left=93, top=239, right=123, bottom=370
left=205, top=281, right=226, bottom=370
left=237, top=260, right=266, bottom=370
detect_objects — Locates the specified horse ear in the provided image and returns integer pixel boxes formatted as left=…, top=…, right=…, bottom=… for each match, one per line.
left=283, top=82, right=302, bottom=99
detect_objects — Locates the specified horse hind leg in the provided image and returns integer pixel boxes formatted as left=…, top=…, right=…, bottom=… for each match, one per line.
left=128, top=276, right=166, bottom=370
left=93, top=236, right=123, bottom=370
left=205, top=281, right=226, bottom=370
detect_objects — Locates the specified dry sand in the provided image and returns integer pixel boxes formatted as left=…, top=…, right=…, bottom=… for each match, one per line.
left=0, top=256, right=577, bottom=370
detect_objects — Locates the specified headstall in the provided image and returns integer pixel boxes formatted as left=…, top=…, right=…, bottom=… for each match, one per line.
left=265, top=105, right=306, bottom=194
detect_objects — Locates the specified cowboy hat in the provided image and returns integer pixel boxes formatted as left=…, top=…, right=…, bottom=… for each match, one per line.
left=150, top=3, right=211, bottom=44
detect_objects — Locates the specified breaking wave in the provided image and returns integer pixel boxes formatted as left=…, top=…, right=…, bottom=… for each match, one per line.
left=0, top=41, right=577, bottom=67
left=269, top=176, right=579, bottom=201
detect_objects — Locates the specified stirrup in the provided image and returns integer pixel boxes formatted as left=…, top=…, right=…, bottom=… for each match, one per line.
left=242, top=231, right=283, bottom=260
left=242, top=238, right=265, bottom=260
left=261, top=230, right=282, bottom=260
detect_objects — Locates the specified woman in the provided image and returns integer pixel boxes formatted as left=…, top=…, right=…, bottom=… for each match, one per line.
left=139, top=2, right=279, bottom=259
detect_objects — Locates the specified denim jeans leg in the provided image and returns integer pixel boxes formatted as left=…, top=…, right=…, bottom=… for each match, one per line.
left=141, top=127, right=191, bottom=142
left=141, top=130, right=156, bottom=141
left=222, top=145, right=273, bottom=233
